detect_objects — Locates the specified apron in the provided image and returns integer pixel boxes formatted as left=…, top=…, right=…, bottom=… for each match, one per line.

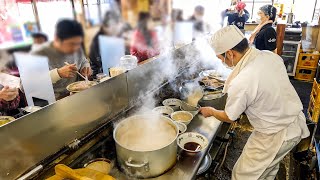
left=232, top=128, right=287, bottom=180
left=232, top=112, right=309, bottom=180
left=223, top=48, right=309, bottom=179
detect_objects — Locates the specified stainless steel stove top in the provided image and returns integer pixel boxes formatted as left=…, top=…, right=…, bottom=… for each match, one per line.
left=69, top=114, right=222, bottom=180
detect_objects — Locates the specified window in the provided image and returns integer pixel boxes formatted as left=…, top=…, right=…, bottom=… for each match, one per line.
left=242, top=0, right=273, bottom=20
left=172, top=0, right=233, bottom=30
left=83, top=0, right=111, bottom=26
left=243, top=0, right=317, bottom=23
left=100, top=0, right=111, bottom=22
left=36, top=0, right=74, bottom=40
left=312, top=0, right=320, bottom=24
left=294, top=0, right=316, bottom=23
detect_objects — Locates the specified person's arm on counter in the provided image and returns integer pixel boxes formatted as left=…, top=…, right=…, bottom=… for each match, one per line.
left=200, top=107, right=234, bottom=123
left=50, top=64, right=78, bottom=83
left=200, top=82, right=250, bottom=124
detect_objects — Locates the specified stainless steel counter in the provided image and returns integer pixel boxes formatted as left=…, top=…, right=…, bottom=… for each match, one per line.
left=0, top=42, right=221, bottom=180
left=0, top=74, right=129, bottom=180
left=109, top=115, right=222, bottom=180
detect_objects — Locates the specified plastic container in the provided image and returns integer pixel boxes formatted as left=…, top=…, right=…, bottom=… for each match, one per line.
left=119, top=55, right=138, bottom=70
left=294, top=66, right=316, bottom=81
left=297, top=51, right=320, bottom=68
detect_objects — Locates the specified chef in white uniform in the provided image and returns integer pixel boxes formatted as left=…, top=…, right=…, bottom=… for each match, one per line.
left=200, top=25, right=310, bottom=180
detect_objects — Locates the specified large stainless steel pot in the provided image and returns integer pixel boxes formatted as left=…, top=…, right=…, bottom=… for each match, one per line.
left=113, top=114, right=178, bottom=178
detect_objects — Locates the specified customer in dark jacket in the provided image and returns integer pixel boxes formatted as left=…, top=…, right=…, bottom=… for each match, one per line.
left=89, top=11, right=132, bottom=77
left=226, top=2, right=250, bottom=31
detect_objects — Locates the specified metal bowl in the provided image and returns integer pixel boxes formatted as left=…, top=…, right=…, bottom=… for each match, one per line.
left=197, top=153, right=212, bottom=175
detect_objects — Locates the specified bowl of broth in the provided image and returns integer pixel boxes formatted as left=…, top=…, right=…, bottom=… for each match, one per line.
left=170, top=111, right=193, bottom=125
left=177, top=132, right=208, bottom=153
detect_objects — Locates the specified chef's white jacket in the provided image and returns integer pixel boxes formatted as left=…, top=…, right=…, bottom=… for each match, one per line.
left=225, top=50, right=309, bottom=139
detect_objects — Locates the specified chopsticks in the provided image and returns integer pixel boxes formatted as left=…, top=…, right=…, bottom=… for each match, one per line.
left=64, top=62, right=89, bottom=84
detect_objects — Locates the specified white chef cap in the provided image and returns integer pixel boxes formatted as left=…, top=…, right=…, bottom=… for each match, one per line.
left=210, top=25, right=245, bottom=55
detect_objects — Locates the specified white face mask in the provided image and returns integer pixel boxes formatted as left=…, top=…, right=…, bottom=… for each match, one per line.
left=256, top=16, right=262, bottom=24
left=223, top=52, right=235, bottom=70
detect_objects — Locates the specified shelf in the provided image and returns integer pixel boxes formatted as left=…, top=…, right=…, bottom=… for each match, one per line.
left=283, top=40, right=301, bottom=44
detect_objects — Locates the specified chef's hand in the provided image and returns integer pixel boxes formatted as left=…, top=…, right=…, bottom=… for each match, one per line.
left=58, top=64, right=77, bottom=78
left=80, top=67, right=92, bottom=77
left=0, top=86, right=19, bottom=101
left=199, top=107, right=215, bottom=118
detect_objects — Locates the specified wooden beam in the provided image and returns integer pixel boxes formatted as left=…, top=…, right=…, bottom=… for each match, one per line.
left=276, top=24, right=286, bottom=55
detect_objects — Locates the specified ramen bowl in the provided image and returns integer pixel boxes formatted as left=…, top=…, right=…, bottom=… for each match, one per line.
left=170, top=111, right=193, bottom=125
left=177, top=132, right=208, bottom=153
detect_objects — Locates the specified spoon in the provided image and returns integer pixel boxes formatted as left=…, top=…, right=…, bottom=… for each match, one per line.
left=195, top=145, right=201, bottom=151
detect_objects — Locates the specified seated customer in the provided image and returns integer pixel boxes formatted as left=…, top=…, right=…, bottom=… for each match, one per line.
left=90, top=11, right=122, bottom=76
left=0, top=85, right=20, bottom=116
left=30, top=32, right=48, bottom=51
left=130, top=12, right=159, bottom=63
left=0, top=52, right=23, bottom=116
left=32, top=19, right=91, bottom=99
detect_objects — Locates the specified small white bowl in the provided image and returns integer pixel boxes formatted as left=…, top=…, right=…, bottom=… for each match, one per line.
left=170, top=111, right=193, bottom=125
left=152, top=106, right=174, bottom=117
left=180, top=102, right=200, bottom=116
left=162, top=98, right=182, bottom=111
left=177, top=132, right=209, bottom=153
left=174, top=121, right=187, bottom=134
